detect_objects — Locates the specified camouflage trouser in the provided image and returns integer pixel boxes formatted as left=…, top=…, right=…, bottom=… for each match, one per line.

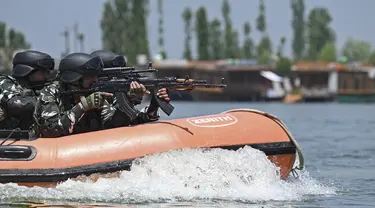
left=0, top=106, right=5, bottom=121
left=0, top=106, right=7, bottom=129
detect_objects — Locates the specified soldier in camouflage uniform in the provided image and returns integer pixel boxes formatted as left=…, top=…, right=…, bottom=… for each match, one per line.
left=0, top=50, right=55, bottom=130
left=33, top=52, right=170, bottom=138
left=90, top=50, right=170, bottom=124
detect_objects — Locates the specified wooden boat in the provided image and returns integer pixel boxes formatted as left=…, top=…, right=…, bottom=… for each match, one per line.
left=0, top=108, right=304, bottom=188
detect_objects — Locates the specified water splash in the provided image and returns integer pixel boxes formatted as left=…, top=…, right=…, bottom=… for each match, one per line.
left=0, top=146, right=336, bottom=204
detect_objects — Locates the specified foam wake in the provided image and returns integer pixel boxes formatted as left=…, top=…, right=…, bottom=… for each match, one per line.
left=0, top=146, right=336, bottom=204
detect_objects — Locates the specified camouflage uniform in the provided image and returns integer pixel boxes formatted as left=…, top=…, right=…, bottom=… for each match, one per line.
left=33, top=82, right=160, bottom=138
left=0, top=75, right=39, bottom=130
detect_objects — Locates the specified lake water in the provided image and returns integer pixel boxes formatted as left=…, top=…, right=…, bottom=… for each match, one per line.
left=0, top=102, right=374, bottom=208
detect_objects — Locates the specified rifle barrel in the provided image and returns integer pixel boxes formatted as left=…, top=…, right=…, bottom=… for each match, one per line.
left=103, top=66, right=136, bottom=71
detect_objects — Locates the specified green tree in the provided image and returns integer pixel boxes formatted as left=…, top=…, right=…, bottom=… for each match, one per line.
left=276, top=57, right=292, bottom=76
left=256, top=0, right=272, bottom=63
left=368, top=50, right=375, bottom=65
left=157, top=0, right=167, bottom=59
left=195, top=7, right=210, bottom=60
left=7, top=29, right=29, bottom=50
left=182, top=7, right=193, bottom=60
left=257, top=35, right=272, bottom=64
left=232, top=30, right=241, bottom=58
left=256, top=0, right=266, bottom=33
left=317, top=42, right=337, bottom=62
left=131, top=0, right=150, bottom=62
left=101, top=0, right=130, bottom=60
left=0, top=22, right=7, bottom=48
left=341, top=37, right=372, bottom=62
left=209, top=18, right=224, bottom=60
left=242, top=21, right=254, bottom=59
left=291, top=0, right=305, bottom=60
left=100, top=0, right=149, bottom=65
left=0, top=21, right=31, bottom=73
left=307, top=7, right=335, bottom=60
left=258, top=50, right=272, bottom=65
left=222, top=0, right=235, bottom=58
left=275, top=36, right=290, bottom=75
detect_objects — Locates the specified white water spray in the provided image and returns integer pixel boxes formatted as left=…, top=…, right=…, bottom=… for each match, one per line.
left=0, top=146, right=336, bottom=204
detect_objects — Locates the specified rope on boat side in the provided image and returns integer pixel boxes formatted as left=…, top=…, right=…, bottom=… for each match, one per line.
left=221, top=108, right=304, bottom=171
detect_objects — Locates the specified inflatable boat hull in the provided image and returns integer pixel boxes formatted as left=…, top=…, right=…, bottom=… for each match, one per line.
left=0, top=109, right=300, bottom=187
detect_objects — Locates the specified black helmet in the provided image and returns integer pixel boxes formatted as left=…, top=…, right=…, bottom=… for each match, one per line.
left=58, top=53, right=104, bottom=83
left=12, top=50, right=54, bottom=78
left=90, top=50, right=126, bottom=68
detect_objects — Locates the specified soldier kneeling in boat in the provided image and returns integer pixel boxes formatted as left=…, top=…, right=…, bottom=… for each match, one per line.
left=0, top=50, right=55, bottom=131
left=32, top=52, right=170, bottom=138
left=90, top=50, right=169, bottom=124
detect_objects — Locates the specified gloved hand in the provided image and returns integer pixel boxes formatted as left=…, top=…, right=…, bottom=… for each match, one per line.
left=156, top=88, right=170, bottom=103
left=79, top=92, right=113, bottom=111
left=146, top=88, right=171, bottom=115
left=127, top=81, right=150, bottom=105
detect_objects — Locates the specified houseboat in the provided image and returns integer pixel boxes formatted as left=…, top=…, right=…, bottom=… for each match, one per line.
left=285, top=61, right=375, bottom=103
left=335, top=63, right=375, bottom=103
left=286, top=62, right=337, bottom=102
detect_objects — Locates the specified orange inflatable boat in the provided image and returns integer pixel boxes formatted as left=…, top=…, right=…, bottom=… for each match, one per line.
left=0, top=109, right=304, bottom=187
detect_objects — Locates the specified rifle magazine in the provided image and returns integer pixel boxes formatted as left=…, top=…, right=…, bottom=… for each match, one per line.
left=114, top=92, right=138, bottom=121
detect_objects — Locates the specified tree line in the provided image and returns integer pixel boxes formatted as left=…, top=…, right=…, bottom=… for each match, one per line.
left=100, top=0, right=375, bottom=70
left=2, top=0, right=375, bottom=73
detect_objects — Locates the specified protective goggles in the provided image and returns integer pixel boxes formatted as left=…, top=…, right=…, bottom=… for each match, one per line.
left=19, top=57, right=55, bottom=71
left=103, top=55, right=127, bottom=67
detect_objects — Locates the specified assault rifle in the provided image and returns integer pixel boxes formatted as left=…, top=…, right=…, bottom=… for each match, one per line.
left=99, top=63, right=209, bottom=84
left=59, top=76, right=227, bottom=116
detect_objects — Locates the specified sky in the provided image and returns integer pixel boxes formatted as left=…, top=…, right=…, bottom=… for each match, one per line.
left=1, top=0, right=375, bottom=59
